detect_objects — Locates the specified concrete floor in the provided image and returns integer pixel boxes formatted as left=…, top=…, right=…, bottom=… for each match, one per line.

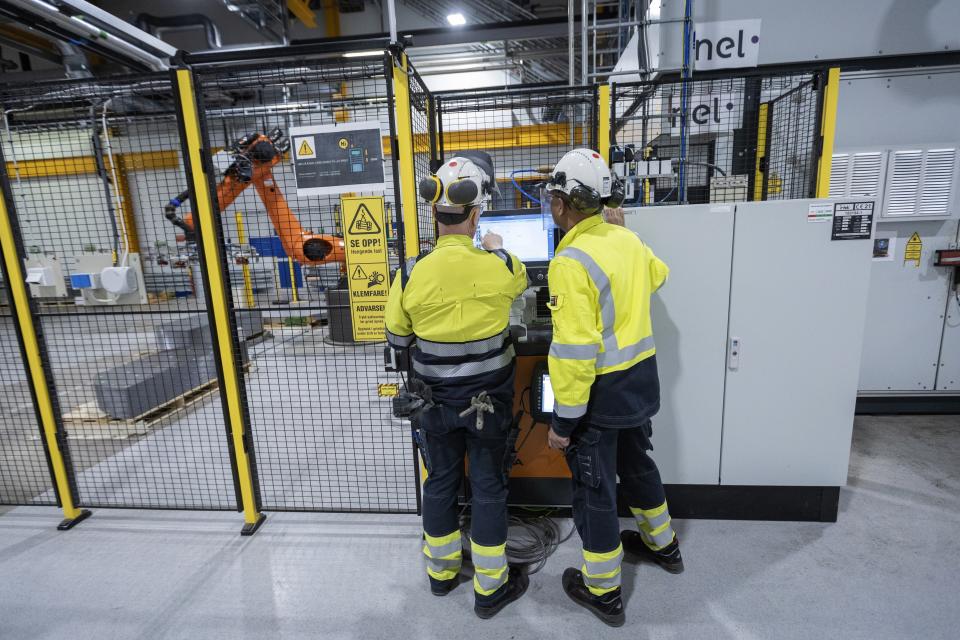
left=0, top=414, right=958, bottom=639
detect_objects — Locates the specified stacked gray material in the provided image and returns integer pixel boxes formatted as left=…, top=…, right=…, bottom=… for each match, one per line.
left=94, top=314, right=258, bottom=420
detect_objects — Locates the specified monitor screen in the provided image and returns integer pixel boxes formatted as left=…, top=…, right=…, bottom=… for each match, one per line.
left=539, top=373, right=555, bottom=414
left=476, top=211, right=555, bottom=263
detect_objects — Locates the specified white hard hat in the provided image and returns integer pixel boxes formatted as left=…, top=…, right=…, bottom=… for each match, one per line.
left=419, top=153, right=497, bottom=209
left=546, top=148, right=624, bottom=214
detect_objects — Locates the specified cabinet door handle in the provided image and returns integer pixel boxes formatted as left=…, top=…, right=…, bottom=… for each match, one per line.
left=728, top=337, right=741, bottom=371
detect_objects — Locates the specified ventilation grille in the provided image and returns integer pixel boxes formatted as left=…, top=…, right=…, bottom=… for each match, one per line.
left=830, top=152, right=883, bottom=198
left=883, top=147, right=957, bottom=218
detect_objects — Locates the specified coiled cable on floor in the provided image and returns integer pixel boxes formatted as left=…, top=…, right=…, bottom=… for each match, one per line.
left=460, top=510, right=575, bottom=575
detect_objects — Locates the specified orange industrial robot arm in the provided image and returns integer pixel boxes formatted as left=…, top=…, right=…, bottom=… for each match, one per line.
left=165, top=129, right=345, bottom=266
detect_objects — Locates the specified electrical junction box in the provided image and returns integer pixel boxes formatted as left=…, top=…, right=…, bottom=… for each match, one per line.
left=24, top=255, right=68, bottom=298
left=26, top=266, right=56, bottom=287
left=636, top=159, right=673, bottom=178
left=710, top=175, right=749, bottom=203
left=101, top=266, right=138, bottom=295
left=69, top=272, right=101, bottom=289
left=72, top=252, right=148, bottom=305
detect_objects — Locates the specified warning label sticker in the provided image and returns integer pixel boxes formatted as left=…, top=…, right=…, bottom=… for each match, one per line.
left=294, top=137, right=316, bottom=159
left=342, top=196, right=390, bottom=342
left=904, top=232, right=922, bottom=267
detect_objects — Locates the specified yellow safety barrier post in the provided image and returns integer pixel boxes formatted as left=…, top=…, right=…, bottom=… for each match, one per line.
left=173, top=68, right=265, bottom=535
left=598, top=84, right=611, bottom=164
left=0, top=149, right=91, bottom=530
left=392, top=51, right=420, bottom=261
left=234, top=212, right=256, bottom=308
left=816, top=67, right=841, bottom=198
left=753, top=103, right=770, bottom=201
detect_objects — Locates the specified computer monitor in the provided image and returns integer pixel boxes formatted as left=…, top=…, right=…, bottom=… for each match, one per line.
left=476, top=209, right=555, bottom=283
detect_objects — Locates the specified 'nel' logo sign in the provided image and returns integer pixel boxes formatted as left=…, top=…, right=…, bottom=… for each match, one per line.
left=693, top=19, right=762, bottom=71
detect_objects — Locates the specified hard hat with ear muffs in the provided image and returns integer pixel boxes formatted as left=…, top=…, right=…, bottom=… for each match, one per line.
left=546, top=148, right=625, bottom=215
left=417, top=154, right=498, bottom=211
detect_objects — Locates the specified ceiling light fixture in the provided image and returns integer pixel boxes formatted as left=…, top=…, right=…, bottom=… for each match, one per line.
left=343, top=50, right=385, bottom=58
left=447, top=12, right=466, bottom=26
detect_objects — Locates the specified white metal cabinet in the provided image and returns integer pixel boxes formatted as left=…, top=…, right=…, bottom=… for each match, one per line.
left=720, top=200, right=874, bottom=486
left=859, top=221, right=956, bottom=392
left=625, top=204, right=734, bottom=485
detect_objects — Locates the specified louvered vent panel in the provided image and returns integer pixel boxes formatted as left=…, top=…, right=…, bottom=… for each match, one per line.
left=829, top=153, right=850, bottom=197
left=849, top=152, right=883, bottom=197
left=918, top=148, right=956, bottom=216
left=885, top=150, right=923, bottom=216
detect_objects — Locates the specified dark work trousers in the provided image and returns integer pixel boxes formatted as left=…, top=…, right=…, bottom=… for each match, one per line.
left=418, top=399, right=517, bottom=555
left=565, top=421, right=666, bottom=555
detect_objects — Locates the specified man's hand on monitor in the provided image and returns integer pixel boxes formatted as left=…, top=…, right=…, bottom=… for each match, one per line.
left=603, top=207, right=625, bottom=227
left=481, top=231, right=504, bottom=250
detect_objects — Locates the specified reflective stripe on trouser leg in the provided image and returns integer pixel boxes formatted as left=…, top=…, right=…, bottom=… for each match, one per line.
left=582, top=544, right=624, bottom=596
left=630, top=501, right=676, bottom=550
left=423, top=530, right=462, bottom=581
left=471, top=540, right=508, bottom=596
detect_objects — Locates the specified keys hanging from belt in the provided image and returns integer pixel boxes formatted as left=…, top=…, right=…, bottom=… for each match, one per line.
left=460, top=391, right=495, bottom=430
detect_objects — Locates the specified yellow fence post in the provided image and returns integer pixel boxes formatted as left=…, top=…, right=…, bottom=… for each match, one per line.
left=753, top=103, right=770, bottom=201
left=173, top=68, right=265, bottom=535
left=0, top=156, right=91, bottom=530
left=816, top=67, right=841, bottom=198
left=598, top=84, right=611, bottom=164
left=234, top=212, right=256, bottom=309
left=392, top=52, right=420, bottom=260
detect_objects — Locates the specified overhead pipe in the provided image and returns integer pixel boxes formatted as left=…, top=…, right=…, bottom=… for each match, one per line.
left=1, top=0, right=169, bottom=70
left=568, top=0, right=575, bottom=85
left=135, top=13, right=222, bottom=49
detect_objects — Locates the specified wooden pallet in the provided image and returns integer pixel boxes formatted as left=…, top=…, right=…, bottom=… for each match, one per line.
left=61, top=379, right=221, bottom=441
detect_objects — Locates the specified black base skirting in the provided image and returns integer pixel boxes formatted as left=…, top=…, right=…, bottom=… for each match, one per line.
left=502, top=478, right=840, bottom=523
left=856, top=394, right=960, bottom=415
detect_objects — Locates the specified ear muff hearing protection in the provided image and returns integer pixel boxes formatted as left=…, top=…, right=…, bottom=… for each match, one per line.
left=604, top=175, right=626, bottom=209
left=446, top=178, right=480, bottom=206
left=418, top=175, right=442, bottom=203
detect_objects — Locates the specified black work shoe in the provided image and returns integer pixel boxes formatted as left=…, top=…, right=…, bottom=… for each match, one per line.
left=561, top=567, right=625, bottom=627
left=474, top=566, right=529, bottom=619
left=429, top=576, right=458, bottom=597
left=621, top=530, right=685, bottom=574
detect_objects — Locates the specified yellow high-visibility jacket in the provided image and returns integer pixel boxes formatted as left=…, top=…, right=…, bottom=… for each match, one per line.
left=547, top=214, right=668, bottom=437
left=385, top=234, right=527, bottom=405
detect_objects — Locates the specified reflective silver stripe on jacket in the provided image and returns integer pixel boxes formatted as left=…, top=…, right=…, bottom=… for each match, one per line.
left=549, top=342, right=599, bottom=360
left=555, top=401, right=588, bottom=419
left=556, top=247, right=656, bottom=369
left=386, top=330, right=414, bottom=348
left=412, top=345, right=516, bottom=378
left=595, top=335, right=655, bottom=368
left=556, top=247, right=618, bottom=355
left=416, top=329, right=509, bottom=357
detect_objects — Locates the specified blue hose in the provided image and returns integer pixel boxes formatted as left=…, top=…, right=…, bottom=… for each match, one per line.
left=510, top=169, right=543, bottom=205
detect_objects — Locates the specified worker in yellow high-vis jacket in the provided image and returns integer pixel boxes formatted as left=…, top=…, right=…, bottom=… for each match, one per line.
left=543, top=148, right=683, bottom=628
left=385, top=153, right=529, bottom=619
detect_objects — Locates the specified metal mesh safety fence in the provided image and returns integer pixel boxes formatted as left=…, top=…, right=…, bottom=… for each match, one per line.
left=611, top=69, right=824, bottom=205
left=435, top=85, right=598, bottom=212
left=0, top=242, right=56, bottom=506
left=192, top=54, right=416, bottom=512
left=0, top=74, right=239, bottom=510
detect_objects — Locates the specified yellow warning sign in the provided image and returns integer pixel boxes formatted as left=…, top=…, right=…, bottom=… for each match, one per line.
left=342, top=196, right=390, bottom=342
left=294, top=136, right=316, bottom=159
left=338, top=138, right=349, bottom=149
left=904, top=232, right=922, bottom=267
left=348, top=204, right=382, bottom=235
left=378, top=383, right=400, bottom=398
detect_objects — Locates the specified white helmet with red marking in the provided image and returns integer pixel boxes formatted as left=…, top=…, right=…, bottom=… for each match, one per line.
left=546, top=148, right=625, bottom=214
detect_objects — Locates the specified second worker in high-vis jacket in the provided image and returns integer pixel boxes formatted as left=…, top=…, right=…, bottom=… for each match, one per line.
left=543, top=149, right=684, bottom=628
left=385, top=153, right=529, bottom=619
